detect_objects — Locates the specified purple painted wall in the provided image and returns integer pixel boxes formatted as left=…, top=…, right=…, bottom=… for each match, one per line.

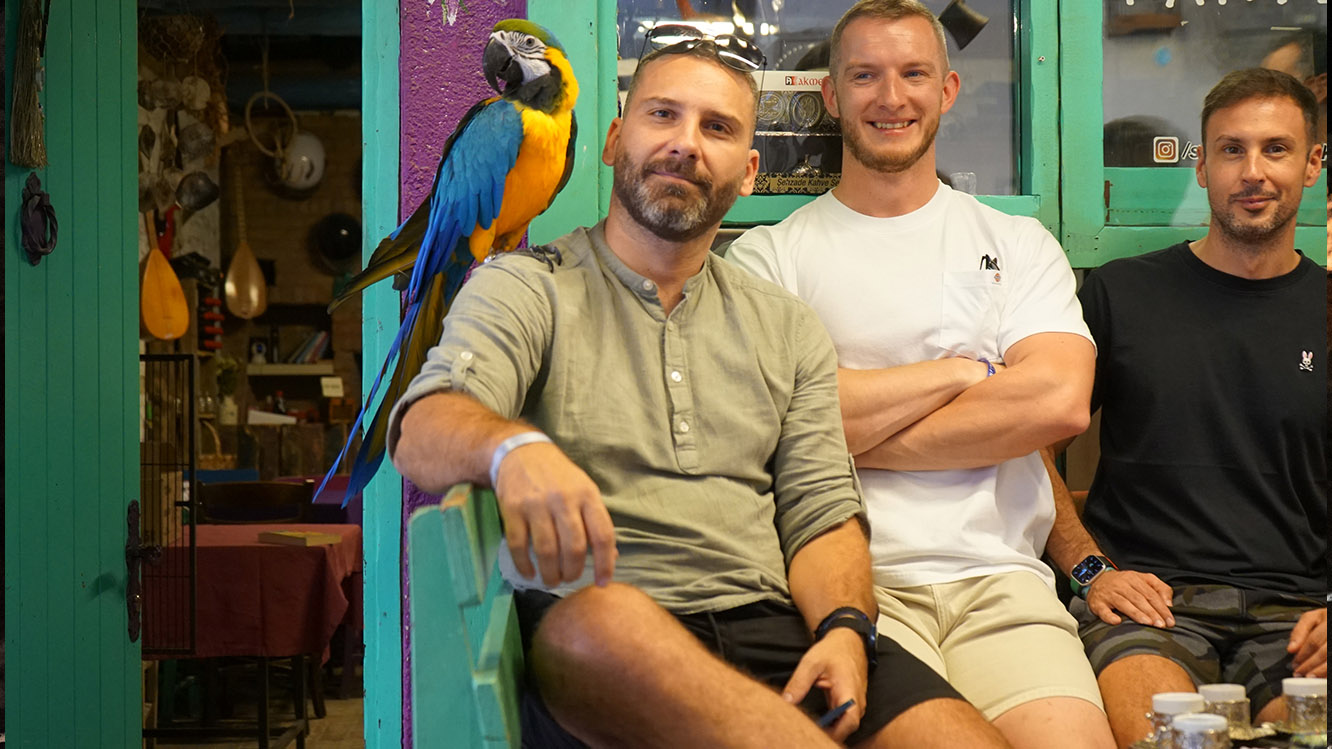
left=397, top=0, right=525, bottom=743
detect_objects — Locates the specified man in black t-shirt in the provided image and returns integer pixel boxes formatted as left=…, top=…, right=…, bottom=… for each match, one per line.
left=1044, top=69, right=1328, bottom=749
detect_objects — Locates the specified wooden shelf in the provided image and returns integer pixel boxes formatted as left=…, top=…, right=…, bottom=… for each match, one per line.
left=246, top=362, right=335, bottom=376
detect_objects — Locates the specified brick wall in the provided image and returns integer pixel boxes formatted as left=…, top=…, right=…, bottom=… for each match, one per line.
left=220, top=110, right=365, bottom=415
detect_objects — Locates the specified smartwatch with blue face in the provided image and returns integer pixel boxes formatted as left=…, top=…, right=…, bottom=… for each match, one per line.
left=1069, top=554, right=1116, bottom=597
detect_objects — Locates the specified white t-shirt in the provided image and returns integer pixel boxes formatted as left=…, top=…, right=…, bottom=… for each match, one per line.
left=726, top=183, right=1092, bottom=589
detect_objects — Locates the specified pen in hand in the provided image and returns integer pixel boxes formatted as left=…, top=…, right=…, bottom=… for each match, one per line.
left=817, top=699, right=855, bottom=728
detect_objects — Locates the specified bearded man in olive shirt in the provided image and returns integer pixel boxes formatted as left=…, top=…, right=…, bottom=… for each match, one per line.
left=387, top=38, right=1007, bottom=749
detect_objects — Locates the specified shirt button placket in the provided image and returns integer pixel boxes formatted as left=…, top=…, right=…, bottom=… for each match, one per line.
left=662, top=321, right=697, bottom=470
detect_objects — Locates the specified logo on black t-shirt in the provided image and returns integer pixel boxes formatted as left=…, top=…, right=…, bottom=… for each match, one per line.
left=1299, top=350, right=1314, bottom=372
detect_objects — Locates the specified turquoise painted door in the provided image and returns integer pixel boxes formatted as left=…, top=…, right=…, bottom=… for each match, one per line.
left=4, top=0, right=141, bottom=746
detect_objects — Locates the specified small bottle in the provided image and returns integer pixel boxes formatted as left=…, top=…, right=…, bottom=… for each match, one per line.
left=274, top=390, right=287, bottom=414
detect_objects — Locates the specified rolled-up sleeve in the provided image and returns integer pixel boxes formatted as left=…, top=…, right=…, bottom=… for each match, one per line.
left=386, top=259, right=554, bottom=459
left=771, top=307, right=866, bottom=565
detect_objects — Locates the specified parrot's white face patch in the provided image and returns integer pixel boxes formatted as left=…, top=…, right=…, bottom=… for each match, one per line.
left=492, top=30, right=552, bottom=84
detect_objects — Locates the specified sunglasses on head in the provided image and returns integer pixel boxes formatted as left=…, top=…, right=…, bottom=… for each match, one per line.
left=643, top=24, right=767, bottom=72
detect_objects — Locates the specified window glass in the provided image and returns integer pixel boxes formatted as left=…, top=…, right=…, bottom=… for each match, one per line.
left=1103, top=0, right=1327, bottom=167
left=616, top=0, right=1020, bottom=195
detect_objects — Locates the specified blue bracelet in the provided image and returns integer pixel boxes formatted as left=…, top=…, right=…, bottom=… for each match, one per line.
left=488, top=431, right=553, bottom=487
left=978, top=357, right=996, bottom=377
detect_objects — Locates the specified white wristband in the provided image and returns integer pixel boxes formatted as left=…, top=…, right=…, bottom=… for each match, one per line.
left=488, top=431, right=553, bottom=487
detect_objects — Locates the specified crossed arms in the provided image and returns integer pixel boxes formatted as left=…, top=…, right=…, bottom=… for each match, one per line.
left=843, top=331, right=1095, bottom=471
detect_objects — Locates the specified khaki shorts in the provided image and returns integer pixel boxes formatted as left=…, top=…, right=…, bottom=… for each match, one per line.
left=874, top=570, right=1105, bottom=720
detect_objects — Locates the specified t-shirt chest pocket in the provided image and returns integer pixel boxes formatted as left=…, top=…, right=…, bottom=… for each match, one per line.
left=937, top=269, right=1003, bottom=358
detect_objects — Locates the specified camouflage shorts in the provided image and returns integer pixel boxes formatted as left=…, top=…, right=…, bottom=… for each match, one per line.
left=1070, top=584, right=1324, bottom=712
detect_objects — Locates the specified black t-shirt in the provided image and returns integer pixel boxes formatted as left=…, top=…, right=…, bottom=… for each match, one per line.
left=1079, top=242, right=1327, bottom=595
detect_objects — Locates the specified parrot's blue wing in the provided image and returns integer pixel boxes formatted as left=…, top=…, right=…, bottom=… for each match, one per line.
left=317, top=99, right=526, bottom=506
left=407, top=100, right=524, bottom=302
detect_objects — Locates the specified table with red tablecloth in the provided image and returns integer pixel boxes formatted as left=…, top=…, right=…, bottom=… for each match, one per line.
left=145, top=523, right=362, bottom=660
left=142, top=523, right=362, bottom=746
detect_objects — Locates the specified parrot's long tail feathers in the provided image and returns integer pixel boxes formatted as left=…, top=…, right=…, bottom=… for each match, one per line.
left=315, top=298, right=416, bottom=506
left=327, top=203, right=432, bottom=313
left=318, top=272, right=449, bottom=506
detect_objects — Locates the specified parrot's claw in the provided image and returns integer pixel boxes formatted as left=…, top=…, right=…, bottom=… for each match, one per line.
left=502, top=243, right=564, bottom=273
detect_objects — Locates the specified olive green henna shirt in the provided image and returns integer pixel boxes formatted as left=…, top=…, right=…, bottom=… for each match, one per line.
left=388, top=222, right=863, bottom=614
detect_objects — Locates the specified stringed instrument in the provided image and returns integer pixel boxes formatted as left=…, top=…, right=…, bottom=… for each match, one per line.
left=140, top=210, right=190, bottom=340
left=224, top=178, right=267, bottom=319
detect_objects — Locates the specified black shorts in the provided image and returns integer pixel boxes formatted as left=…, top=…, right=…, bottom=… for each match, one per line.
left=514, top=589, right=965, bottom=747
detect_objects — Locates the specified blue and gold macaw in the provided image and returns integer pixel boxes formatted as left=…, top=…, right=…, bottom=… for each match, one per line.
left=319, top=19, right=578, bottom=503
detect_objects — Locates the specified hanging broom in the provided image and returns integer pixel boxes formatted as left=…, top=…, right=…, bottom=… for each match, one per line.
left=9, top=0, right=52, bottom=168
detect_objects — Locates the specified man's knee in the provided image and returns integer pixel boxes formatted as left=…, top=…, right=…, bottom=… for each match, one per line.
left=530, top=583, right=671, bottom=679
left=1098, top=652, right=1198, bottom=700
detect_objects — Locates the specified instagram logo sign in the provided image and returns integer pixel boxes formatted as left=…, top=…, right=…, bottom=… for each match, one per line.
left=1153, top=136, right=1180, bottom=164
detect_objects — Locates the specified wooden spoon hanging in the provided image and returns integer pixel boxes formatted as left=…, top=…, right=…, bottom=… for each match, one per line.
left=141, top=210, right=190, bottom=340
left=224, top=177, right=267, bottom=319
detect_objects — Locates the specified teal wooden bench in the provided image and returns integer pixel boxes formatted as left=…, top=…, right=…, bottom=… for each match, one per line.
left=408, top=484, right=524, bottom=748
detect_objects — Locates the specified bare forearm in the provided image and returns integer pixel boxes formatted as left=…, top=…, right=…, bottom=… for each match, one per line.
left=390, top=391, right=533, bottom=493
left=857, top=375, right=1086, bottom=469
left=1040, top=446, right=1102, bottom=574
left=839, top=360, right=988, bottom=455
left=787, top=519, right=877, bottom=632
left=856, top=334, right=1094, bottom=471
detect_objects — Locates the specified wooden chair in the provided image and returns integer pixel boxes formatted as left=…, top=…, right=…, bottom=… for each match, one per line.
left=408, top=484, right=523, bottom=748
left=198, top=480, right=314, bottom=524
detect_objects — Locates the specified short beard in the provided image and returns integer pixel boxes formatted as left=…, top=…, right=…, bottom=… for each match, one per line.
left=1210, top=188, right=1300, bottom=249
left=840, top=116, right=939, bottom=174
left=613, top=153, right=744, bottom=242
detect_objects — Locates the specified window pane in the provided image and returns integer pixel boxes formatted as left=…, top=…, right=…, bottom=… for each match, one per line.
left=616, top=0, right=1020, bottom=195
left=1103, top=0, right=1327, bottom=168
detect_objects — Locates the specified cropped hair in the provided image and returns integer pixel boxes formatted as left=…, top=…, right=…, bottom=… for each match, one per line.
left=829, top=0, right=950, bottom=76
left=1202, top=68, right=1319, bottom=148
left=624, top=41, right=760, bottom=134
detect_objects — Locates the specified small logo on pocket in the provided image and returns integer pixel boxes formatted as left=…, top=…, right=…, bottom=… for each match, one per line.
left=1299, top=350, right=1314, bottom=372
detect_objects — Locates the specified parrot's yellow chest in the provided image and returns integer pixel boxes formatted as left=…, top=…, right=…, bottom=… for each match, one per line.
left=468, top=106, right=572, bottom=256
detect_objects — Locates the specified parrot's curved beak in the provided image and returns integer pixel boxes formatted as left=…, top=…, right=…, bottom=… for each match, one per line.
left=483, top=38, right=525, bottom=94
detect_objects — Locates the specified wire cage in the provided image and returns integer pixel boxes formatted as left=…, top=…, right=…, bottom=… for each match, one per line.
left=139, top=353, right=197, bottom=655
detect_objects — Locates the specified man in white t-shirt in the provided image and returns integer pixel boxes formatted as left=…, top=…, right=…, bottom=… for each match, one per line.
left=726, top=2, right=1111, bottom=748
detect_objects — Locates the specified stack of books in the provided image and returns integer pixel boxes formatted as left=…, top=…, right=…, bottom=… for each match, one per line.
left=258, top=530, right=341, bottom=546
left=285, top=330, right=330, bottom=364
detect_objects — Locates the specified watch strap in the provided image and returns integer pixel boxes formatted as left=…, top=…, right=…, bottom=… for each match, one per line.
left=815, top=607, right=877, bottom=670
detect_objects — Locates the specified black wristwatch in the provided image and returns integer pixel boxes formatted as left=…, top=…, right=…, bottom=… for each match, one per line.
left=1069, top=554, right=1116, bottom=598
left=815, top=607, right=878, bottom=671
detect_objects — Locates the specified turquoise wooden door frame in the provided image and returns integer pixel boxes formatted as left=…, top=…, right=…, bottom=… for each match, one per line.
left=528, top=0, right=619, bottom=243
left=4, top=1, right=141, bottom=747
left=361, top=1, right=403, bottom=747
left=529, top=0, right=1064, bottom=242
left=1058, top=2, right=1328, bottom=268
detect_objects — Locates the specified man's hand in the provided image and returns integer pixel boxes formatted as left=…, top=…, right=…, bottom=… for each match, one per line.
left=1288, top=608, right=1327, bottom=677
left=1086, top=570, right=1175, bottom=628
left=494, top=441, right=617, bottom=587
left=780, top=629, right=868, bottom=742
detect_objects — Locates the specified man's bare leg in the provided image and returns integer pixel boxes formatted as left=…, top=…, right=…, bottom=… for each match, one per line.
left=529, top=583, right=840, bottom=749
left=991, top=696, right=1116, bottom=749
left=1254, top=696, right=1287, bottom=724
left=856, top=697, right=1013, bottom=749
left=1098, top=654, right=1196, bottom=749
